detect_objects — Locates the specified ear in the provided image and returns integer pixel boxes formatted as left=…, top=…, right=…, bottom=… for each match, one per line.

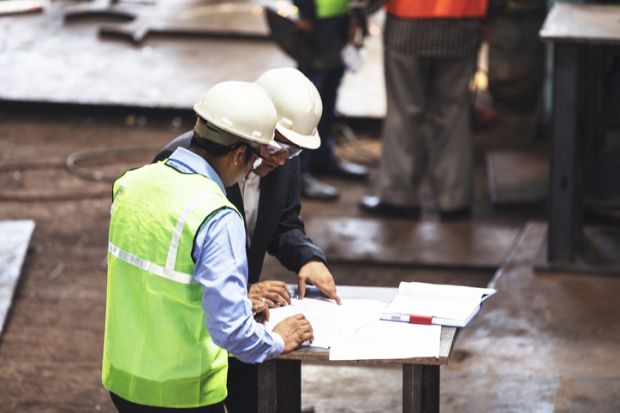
left=232, top=145, right=247, bottom=165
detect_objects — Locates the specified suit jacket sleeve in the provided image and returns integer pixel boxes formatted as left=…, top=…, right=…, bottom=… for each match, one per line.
left=266, top=158, right=327, bottom=273
left=153, top=131, right=193, bottom=163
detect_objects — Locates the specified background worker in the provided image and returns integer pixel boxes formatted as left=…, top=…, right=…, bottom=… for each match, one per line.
left=102, top=81, right=314, bottom=413
left=360, top=0, right=488, bottom=220
left=294, top=0, right=370, bottom=201
left=154, top=67, right=340, bottom=413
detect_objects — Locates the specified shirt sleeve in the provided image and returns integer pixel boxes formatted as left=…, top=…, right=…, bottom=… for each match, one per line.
left=193, top=208, right=285, bottom=363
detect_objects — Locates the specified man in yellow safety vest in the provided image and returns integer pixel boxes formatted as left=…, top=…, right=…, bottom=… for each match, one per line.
left=102, top=81, right=314, bottom=412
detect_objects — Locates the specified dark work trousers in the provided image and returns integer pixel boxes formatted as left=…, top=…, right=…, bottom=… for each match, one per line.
left=299, top=14, right=350, bottom=175
left=225, top=357, right=258, bottom=413
left=110, top=392, right=225, bottom=413
left=376, top=50, right=477, bottom=210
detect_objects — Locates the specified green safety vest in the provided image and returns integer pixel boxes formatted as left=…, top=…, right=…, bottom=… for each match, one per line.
left=315, top=0, right=350, bottom=18
left=102, top=161, right=239, bottom=408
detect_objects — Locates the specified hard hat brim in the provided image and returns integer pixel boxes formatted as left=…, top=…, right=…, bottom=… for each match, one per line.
left=193, top=103, right=275, bottom=146
left=276, top=125, right=321, bottom=150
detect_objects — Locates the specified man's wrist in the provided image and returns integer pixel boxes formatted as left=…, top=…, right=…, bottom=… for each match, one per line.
left=300, top=256, right=327, bottom=269
left=269, top=331, right=285, bottom=357
left=297, top=257, right=330, bottom=277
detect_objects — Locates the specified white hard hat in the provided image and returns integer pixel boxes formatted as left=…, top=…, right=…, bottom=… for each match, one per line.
left=193, top=81, right=278, bottom=146
left=255, top=68, right=322, bottom=150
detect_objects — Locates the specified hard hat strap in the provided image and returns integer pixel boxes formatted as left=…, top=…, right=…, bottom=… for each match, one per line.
left=194, top=118, right=247, bottom=147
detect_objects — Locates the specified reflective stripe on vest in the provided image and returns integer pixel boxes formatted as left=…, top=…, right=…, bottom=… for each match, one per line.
left=387, top=0, right=488, bottom=19
left=315, top=0, right=349, bottom=18
left=108, top=242, right=195, bottom=285
left=102, top=161, right=239, bottom=408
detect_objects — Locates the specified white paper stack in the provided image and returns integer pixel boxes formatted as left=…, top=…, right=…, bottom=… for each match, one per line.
left=266, top=297, right=441, bottom=361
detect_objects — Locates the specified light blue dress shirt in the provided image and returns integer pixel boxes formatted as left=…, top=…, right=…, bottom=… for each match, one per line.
left=166, top=147, right=284, bottom=363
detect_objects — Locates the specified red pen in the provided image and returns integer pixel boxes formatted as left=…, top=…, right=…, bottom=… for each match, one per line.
left=380, top=312, right=434, bottom=325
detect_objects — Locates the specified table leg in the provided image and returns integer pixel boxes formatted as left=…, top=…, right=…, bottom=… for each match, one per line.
left=403, top=365, right=439, bottom=413
left=582, top=45, right=606, bottom=200
left=548, top=43, right=582, bottom=264
left=257, top=359, right=301, bottom=413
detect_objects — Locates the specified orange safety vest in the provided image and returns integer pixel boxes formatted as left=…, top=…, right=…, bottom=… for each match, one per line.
left=387, top=0, right=488, bottom=19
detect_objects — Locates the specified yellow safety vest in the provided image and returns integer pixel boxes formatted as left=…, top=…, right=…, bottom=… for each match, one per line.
left=102, top=161, right=239, bottom=408
left=315, top=0, right=350, bottom=18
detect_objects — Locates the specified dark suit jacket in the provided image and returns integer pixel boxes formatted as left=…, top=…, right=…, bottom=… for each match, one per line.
left=154, top=131, right=327, bottom=285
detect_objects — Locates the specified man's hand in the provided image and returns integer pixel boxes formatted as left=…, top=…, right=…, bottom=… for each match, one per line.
left=250, top=296, right=270, bottom=323
left=297, top=261, right=341, bottom=304
left=272, top=313, right=314, bottom=353
left=249, top=280, right=291, bottom=308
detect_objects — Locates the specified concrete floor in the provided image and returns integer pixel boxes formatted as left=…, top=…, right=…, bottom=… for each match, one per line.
left=266, top=177, right=620, bottom=412
left=0, top=100, right=619, bottom=413
left=1, top=1, right=619, bottom=411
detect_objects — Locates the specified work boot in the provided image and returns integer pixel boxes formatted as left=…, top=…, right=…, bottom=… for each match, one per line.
left=302, top=174, right=340, bottom=201
left=359, top=195, right=421, bottom=219
left=312, top=157, right=369, bottom=181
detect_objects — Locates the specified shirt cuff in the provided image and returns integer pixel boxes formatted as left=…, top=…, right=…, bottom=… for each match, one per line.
left=267, top=330, right=285, bottom=359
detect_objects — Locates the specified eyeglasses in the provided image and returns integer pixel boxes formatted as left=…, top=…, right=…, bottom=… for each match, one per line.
left=274, top=139, right=303, bottom=159
left=229, top=138, right=302, bottom=170
left=229, top=143, right=267, bottom=168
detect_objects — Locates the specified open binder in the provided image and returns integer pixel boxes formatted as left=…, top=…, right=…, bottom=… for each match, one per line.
left=381, top=281, right=496, bottom=328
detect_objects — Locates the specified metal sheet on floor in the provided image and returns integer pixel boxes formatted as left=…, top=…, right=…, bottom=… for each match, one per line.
left=0, top=0, right=385, bottom=118
left=0, top=220, right=35, bottom=338
left=304, top=217, right=520, bottom=270
left=535, top=225, right=620, bottom=275
left=453, top=222, right=620, bottom=412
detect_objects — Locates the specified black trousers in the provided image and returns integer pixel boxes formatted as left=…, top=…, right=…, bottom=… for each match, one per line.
left=110, top=392, right=225, bottom=413
left=226, top=357, right=259, bottom=413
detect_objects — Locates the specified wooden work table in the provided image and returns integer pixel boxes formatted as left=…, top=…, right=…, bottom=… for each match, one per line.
left=257, top=285, right=458, bottom=413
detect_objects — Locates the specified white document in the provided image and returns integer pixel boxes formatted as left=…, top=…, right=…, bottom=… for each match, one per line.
left=266, top=297, right=387, bottom=349
left=329, top=321, right=441, bottom=361
left=383, top=282, right=497, bottom=328
left=388, top=296, right=480, bottom=322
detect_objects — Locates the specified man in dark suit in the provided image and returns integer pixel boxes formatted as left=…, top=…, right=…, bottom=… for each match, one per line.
left=152, top=134, right=337, bottom=302
left=154, top=68, right=340, bottom=413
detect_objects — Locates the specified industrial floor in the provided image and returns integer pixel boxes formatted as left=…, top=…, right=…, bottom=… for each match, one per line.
left=0, top=103, right=618, bottom=413
left=1, top=1, right=619, bottom=411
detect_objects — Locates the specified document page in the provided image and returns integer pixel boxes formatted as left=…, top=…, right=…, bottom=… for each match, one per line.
left=387, top=295, right=480, bottom=321
left=329, top=321, right=441, bottom=361
left=398, top=282, right=496, bottom=302
left=383, top=282, right=497, bottom=326
left=266, top=297, right=387, bottom=349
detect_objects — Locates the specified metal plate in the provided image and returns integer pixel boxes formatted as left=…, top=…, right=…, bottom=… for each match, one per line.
left=0, top=220, right=35, bottom=338
left=0, top=0, right=385, bottom=117
left=304, top=217, right=521, bottom=270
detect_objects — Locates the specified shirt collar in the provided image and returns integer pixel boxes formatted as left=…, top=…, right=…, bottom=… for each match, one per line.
left=166, top=147, right=226, bottom=193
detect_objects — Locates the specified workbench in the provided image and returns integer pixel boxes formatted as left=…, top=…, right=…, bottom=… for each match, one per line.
left=257, top=285, right=458, bottom=413
left=539, top=3, right=620, bottom=273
